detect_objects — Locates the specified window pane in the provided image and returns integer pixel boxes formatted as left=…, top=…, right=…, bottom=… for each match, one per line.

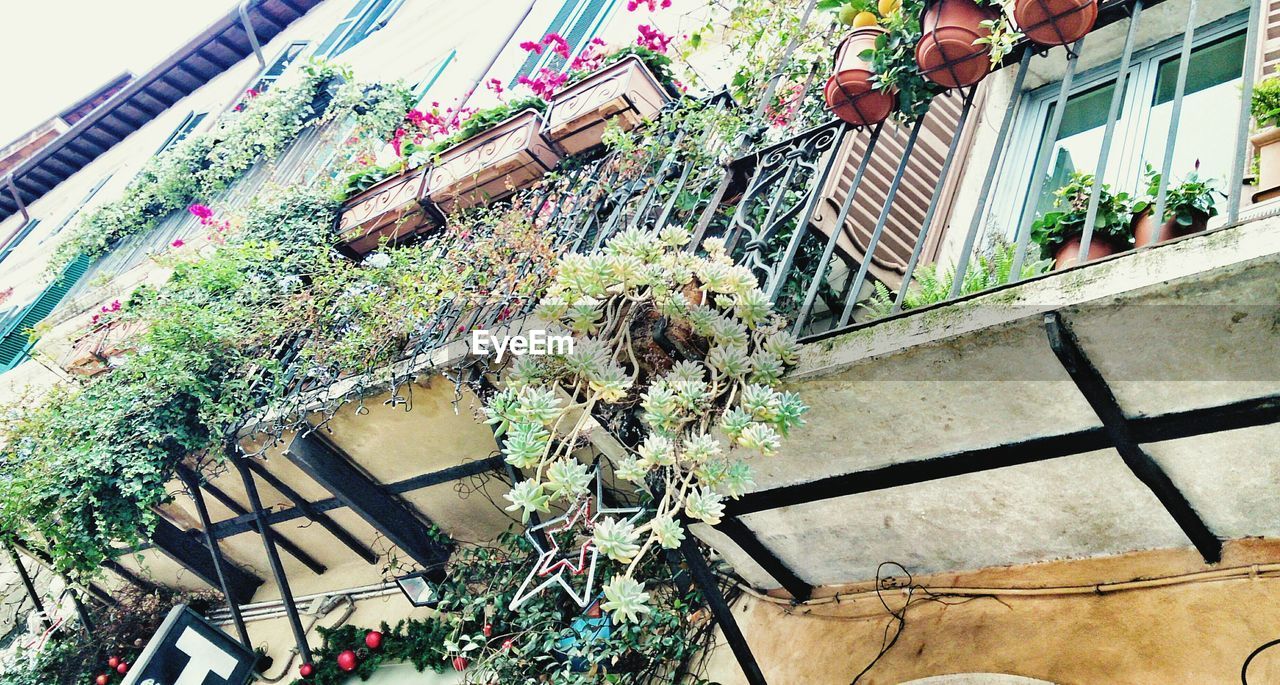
left=1140, top=32, right=1245, bottom=193
left=1026, top=79, right=1124, bottom=221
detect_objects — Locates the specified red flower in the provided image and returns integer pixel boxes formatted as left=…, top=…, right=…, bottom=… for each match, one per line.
left=188, top=204, right=213, bottom=220
left=171, top=239, right=185, bottom=248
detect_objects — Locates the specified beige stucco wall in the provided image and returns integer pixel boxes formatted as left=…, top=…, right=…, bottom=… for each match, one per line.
left=705, top=540, right=1280, bottom=685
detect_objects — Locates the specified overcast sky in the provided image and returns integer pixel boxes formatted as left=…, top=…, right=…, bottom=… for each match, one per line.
left=0, top=1, right=242, bottom=145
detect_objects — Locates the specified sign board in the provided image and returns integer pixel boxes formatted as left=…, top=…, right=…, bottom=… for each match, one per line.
left=121, top=604, right=256, bottom=685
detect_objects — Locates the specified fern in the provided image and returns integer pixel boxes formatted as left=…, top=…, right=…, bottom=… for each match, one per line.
left=862, top=241, right=1051, bottom=318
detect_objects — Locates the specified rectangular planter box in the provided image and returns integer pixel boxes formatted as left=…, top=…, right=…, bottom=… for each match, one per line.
left=545, top=55, right=672, bottom=156
left=336, top=165, right=441, bottom=257
left=428, top=109, right=561, bottom=214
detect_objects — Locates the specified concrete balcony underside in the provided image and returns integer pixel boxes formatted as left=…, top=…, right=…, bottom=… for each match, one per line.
left=695, top=216, right=1280, bottom=590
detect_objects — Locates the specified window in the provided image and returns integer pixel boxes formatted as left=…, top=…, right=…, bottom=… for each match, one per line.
left=316, top=0, right=406, bottom=59
left=0, top=254, right=91, bottom=372
left=511, top=0, right=618, bottom=85
left=40, top=174, right=113, bottom=245
left=154, top=111, right=208, bottom=155
left=252, top=41, right=311, bottom=93
left=992, top=15, right=1247, bottom=238
left=0, top=219, right=40, bottom=267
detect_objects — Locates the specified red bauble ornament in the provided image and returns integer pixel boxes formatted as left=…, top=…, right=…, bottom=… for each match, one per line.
left=451, top=656, right=469, bottom=671
left=364, top=630, right=384, bottom=650
left=95, top=675, right=109, bottom=685
left=482, top=623, right=493, bottom=638
left=116, top=663, right=128, bottom=675
left=337, top=650, right=359, bottom=672
left=299, top=662, right=315, bottom=678
left=107, top=656, right=121, bottom=669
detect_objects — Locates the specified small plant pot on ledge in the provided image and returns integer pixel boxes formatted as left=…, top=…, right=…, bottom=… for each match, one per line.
left=336, top=165, right=441, bottom=257
left=1051, top=232, right=1127, bottom=270
left=1250, top=126, right=1280, bottom=202
left=1131, top=208, right=1209, bottom=247
left=916, top=0, right=998, bottom=88
left=428, top=109, right=562, bottom=214
left=545, top=55, right=672, bottom=156
left=1013, top=0, right=1098, bottom=46
left=825, top=27, right=897, bottom=127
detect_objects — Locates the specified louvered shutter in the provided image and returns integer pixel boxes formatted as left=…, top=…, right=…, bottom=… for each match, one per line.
left=0, top=254, right=91, bottom=370
left=1263, top=0, right=1280, bottom=74
left=511, top=0, right=616, bottom=84
left=810, top=89, right=982, bottom=288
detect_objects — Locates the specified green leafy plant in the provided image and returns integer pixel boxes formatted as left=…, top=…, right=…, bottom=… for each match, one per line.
left=1131, top=163, right=1222, bottom=227
left=1251, top=70, right=1280, bottom=129
left=427, top=97, right=549, bottom=156
left=1030, top=171, right=1134, bottom=255
left=567, top=45, right=680, bottom=95
left=864, top=239, right=1051, bottom=316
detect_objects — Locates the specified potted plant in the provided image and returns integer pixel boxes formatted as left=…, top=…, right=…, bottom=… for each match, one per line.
left=915, top=0, right=1013, bottom=88
left=1249, top=71, right=1280, bottom=202
left=1012, top=0, right=1097, bottom=46
left=427, top=97, right=562, bottom=213
left=1131, top=164, right=1222, bottom=246
left=823, top=0, right=941, bottom=125
left=334, top=160, right=439, bottom=257
left=1030, top=171, right=1133, bottom=269
left=544, top=46, right=677, bottom=155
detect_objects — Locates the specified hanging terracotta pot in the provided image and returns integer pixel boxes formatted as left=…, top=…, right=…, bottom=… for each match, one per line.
left=825, top=27, right=896, bottom=127
left=1051, top=232, right=1126, bottom=269
left=1013, top=0, right=1098, bottom=46
left=1131, top=208, right=1209, bottom=247
left=916, top=0, right=999, bottom=88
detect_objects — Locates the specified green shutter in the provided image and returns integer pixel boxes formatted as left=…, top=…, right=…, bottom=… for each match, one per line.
left=0, top=254, right=91, bottom=371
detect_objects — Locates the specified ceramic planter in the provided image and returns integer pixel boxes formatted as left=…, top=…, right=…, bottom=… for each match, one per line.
left=916, top=0, right=999, bottom=88
left=336, top=165, right=440, bottom=256
left=1250, top=126, right=1280, bottom=202
left=825, top=28, right=897, bottom=127
left=428, top=109, right=562, bottom=213
left=1013, top=0, right=1098, bottom=46
left=545, top=55, right=672, bottom=155
left=1051, top=232, right=1126, bottom=269
left=1131, top=208, right=1209, bottom=247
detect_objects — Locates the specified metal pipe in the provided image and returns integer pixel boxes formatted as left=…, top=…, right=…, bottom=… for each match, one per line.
left=177, top=469, right=253, bottom=651
left=1150, top=0, right=1199, bottom=242
left=1079, top=0, right=1143, bottom=262
left=4, top=542, right=51, bottom=632
left=679, top=535, right=769, bottom=685
left=1011, top=36, right=1088, bottom=280
left=236, top=460, right=313, bottom=664
left=950, top=49, right=1032, bottom=298
left=1227, top=0, right=1262, bottom=223
left=237, top=0, right=267, bottom=69
left=450, top=0, right=539, bottom=127
left=895, top=88, right=978, bottom=313
left=3, top=174, right=29, bottom=224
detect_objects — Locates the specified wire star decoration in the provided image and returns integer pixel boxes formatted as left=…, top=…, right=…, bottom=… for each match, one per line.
left=509, top=469, right=644, bottom=611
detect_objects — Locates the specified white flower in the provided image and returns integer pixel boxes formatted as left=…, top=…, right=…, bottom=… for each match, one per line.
left=546, top=460, right=593, bottom=500
left=651, top=516, right=686, bottom=549
left=602, top=575, right=651, bottom=624
left=593, top=517, right=641, bottom=563
left=684, top=488, right=725, bottom=525
left=363, top=252, right=392, bottom=269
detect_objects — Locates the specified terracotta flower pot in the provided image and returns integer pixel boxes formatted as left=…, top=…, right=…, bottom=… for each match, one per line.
left=1250, top=126, right=1280, bottom=202
left=1051, top=232, right=1126, bottom=270
left=336, top=165, right=440, bottom=256
left=1013, top=0, right=1098, bottom=46
left=1131, top=208, right=1208, bottom=247
left=428, top=109, right=561, bottom=213
left=825, top=27, right=897, bottom=127
left=916, top=0, right=999, bottom=88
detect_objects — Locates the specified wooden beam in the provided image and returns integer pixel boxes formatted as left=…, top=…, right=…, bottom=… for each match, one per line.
left=679, top=535, right=768, bottom=685
left=1044, top=311, right=1222, bottom=563
left=714, top=518, right=811, bottom=601
left=149, top=516, right=262, bottom=606
left=286, top=432, right=452, bottom=572
left=243, top=459, right=378, bottom=564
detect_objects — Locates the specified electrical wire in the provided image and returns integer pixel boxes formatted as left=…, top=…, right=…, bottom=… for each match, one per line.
left=1241, top=636, right=1280, bottom=684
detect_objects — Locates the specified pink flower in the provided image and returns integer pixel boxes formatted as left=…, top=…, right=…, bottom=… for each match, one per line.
left=519, top=40, right=544, bottom=55
left=627, top=0, right=670, bottom=10
left=543, top=32, right=571, bottom=59
left=91, top=314, right=100, bottom=324
left=171, top=239, right=185, bottom=248
left=486, top=78, right=505, bottom=97
left=109, top=300, right=121, bottom=311
left=188, top=204, right=213, bottom=220
left=245, top=88, right=260, bottom=98
left=636, top=24, right=673, bottom=53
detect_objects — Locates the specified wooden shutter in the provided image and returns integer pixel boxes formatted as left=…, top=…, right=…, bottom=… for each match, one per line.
left=810, top=89, right=983, bottom=288
left=0, top=254, right=90, bottom=370
left=1263, top=0, right=1280, bottom=74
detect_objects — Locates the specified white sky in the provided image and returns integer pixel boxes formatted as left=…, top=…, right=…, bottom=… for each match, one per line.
left=0, top=1, right=242, bottom=145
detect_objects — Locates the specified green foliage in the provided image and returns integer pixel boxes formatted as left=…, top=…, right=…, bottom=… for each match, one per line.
left=1131, top=163, right=1222, bottom=226
left=1030, top=171, right=1134, bottom=253
left=1251, top=70, right=1280, bottom=128
left=51, top=61, right=414, bottom=271
left=426, top=97, right=549, bottom=156
left=863, top=0, right=942, bottom=123
left=864, top=240, right=1051, bottom=317
left=570, top=45, right=679, bottom=95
